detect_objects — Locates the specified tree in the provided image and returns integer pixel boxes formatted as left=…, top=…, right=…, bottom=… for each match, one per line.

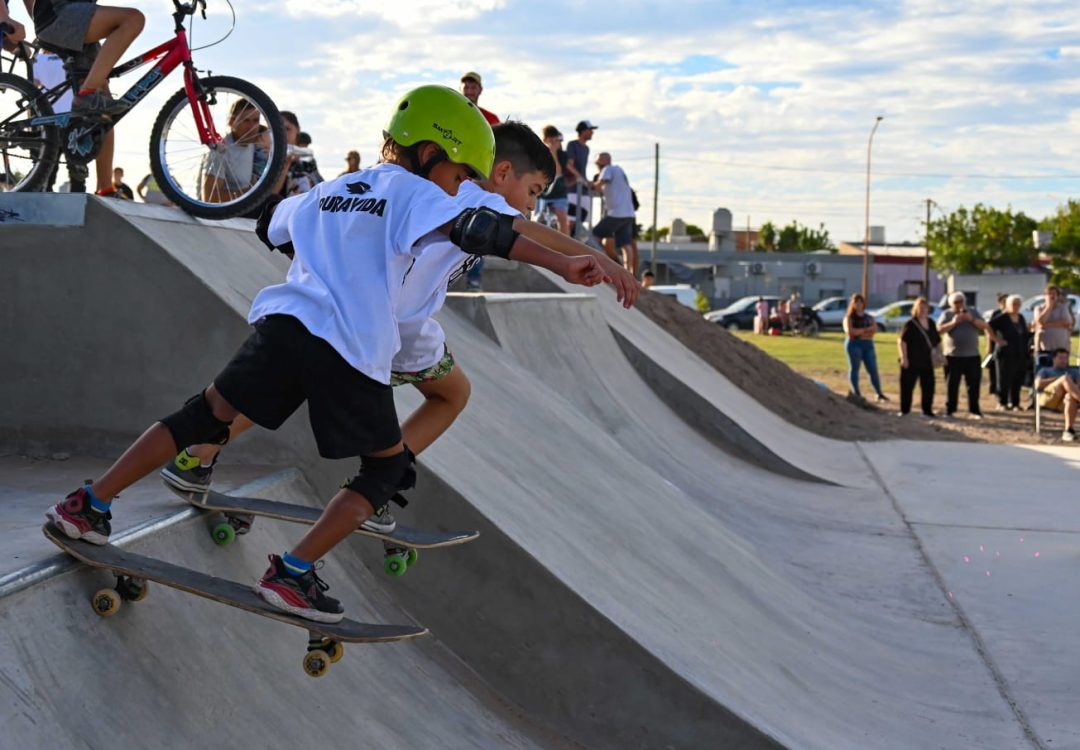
left=1041, top=199, right=1080, bottom=287
left=755, top=221, right=777, bottom=252
left=642, top=225, right=670, bottom=242
left=685, top=224, right=705, bottom=238
left=754, top=220, right=833, bottom=252
left=926, top=203, right=1038, bottom=273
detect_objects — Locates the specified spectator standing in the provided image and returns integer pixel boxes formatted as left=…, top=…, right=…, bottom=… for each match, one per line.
left=459, top=72, right=498, bottom=289
left=136, top=172, right=173, bottom=206
left=938, top=292, right=1002, bottom=418
left=459, top=71, right=499, bottom=125
left=202, top=98, right=264, bottom=202
left=1034, top=284, right=1074, bottom=356
left=897, top=297, right=941, bottom=417
left=989, top=294, right=1029, bottom=411
left=535, top=125, right=570, bottom=234
left=1035, top=348, right=1080, bottom=441
left=843, top=293, right=887, bottom=402
left=591, top=152, right=638, bottom=275
left=754, top=296, right=769, bottom=334
left=340, top=150, right=361, bottom=176
left=987, top=292, right=1008, bottom=397
left=565, top=120, right=596, bottom=232
left=641, top=270, right=655, bottom=289
left=112, top=167, right=133, bottom=199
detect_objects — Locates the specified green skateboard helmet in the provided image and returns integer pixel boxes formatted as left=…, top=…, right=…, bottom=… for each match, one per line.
left=385, top=85, right=495, bottom=178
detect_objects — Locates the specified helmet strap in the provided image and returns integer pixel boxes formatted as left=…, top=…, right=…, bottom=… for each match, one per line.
left=418, top=149, right=449, bottom=179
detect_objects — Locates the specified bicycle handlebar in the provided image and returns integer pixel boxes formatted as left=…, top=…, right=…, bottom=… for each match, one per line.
left=172, top=0, right=208, bottom=19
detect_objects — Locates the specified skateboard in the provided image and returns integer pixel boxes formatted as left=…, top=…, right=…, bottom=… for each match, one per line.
left=44, top=524, right=427, bottom=678
left=169, top=486, right=480, bottom=577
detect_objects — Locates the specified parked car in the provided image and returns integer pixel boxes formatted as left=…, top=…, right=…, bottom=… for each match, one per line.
left=1016, top=294, right=1080, bottom=333
left=649, top=284, right=699, bottom=311
left=868, top=299, right=942, bottom=332
left=704, top=295, right=782, bottom=331
left=812, top=296, right=849, bottom=330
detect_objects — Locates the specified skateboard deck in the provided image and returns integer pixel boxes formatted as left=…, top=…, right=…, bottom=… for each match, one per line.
left=44, top=523, right=427, bottom=677
left=173, top=486, right=480, bottom=550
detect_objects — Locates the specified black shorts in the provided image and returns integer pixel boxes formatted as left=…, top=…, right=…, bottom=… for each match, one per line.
left=592, top=216, right=635, bottom=247
left=213, top=315, right=401, bottom=459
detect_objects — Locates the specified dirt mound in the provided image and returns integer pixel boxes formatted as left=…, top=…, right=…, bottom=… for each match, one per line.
left=634, top=292, right=964, bottom=443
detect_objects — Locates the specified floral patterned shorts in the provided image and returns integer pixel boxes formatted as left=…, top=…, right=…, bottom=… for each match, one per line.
left=390, top=347, right=455, bottom=387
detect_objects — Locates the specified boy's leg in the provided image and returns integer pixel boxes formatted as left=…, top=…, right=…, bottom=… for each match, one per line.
left=161, top=415, right=256, bottom=493
left=93, top=130, right=114, bottom=193
left=91, top=385, right=238, bottom=501
left=78, top=6, right=144, bottom=93
left=401, top=366, right=471, bottom=455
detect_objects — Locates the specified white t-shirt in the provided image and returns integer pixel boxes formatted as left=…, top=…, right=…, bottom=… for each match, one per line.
left=203, top=133, right=257, bottom=192
left=598, top=164, right=634, bottom=218
left=34, top=53, right=73, bottom=113
left=249, top=163, right=463, bottom=384
left=393, top=180, right=520, bottom=372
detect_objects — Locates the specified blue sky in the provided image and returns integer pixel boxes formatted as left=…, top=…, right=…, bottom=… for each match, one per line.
left=91, top=0, right=1080, bottom=243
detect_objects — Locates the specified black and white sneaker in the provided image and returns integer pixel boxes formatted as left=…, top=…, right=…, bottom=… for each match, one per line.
left=160, top=450, right=214, bottom=494
left=360, top=504, right=397, bottom=534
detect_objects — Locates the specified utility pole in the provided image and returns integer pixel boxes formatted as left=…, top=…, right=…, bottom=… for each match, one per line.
left=651, top=142, right=659, bottom=278
left=923, top=198, right=933, bottom=294
left=862, top=116, right=884, bottom=300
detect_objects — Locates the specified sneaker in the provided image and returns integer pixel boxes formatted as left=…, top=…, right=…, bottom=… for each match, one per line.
left=46, top=486, right=112, bottom=545
left=160, top=450, right=215, bottom=494
left=254, top=555, right=344, bottom=624
left=360, top=504, right=397, bottom=534
left=1063, top=429, right=1077, bottom=443
left=875, top=393, right=890, bottom=403
left=71, top=89, right=130, bottom=117
left=971, top=413, right=984, bottom=421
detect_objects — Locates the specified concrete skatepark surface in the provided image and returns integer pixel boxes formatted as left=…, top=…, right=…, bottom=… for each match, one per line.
left=1, top=194, right=1077, bottom=749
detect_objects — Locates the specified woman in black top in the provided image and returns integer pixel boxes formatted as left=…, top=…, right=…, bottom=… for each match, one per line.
left=897, top=297, right=941, bottom=416
left=989, top=294, right=1030, bottom=410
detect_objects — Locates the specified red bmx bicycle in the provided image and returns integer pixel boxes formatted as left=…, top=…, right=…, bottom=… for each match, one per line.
left=0, top=0, right=286, bottom=219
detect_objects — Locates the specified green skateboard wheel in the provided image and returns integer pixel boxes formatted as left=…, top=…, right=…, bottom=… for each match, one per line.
left=211, top=522, right=235, bottom=546
left=405, top=548, right=418, bottom=567
left=384, top=553, right=408, bottom=577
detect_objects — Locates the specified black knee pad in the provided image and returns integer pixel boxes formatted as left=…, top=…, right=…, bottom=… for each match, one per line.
left=159, top=391, right=232, bottom=452
left=341, top=448, right=415, bottom=512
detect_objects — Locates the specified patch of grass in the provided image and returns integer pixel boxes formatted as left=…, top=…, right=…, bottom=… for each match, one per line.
left=733, top=330, right=900, bottom=395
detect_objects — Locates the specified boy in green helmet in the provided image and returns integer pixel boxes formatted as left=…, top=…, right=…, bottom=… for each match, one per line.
left=46, top=85, right=609, bottom=623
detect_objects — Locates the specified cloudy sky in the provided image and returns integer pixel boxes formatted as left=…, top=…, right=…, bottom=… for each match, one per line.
left=101, top=0, right=1079, bottom=244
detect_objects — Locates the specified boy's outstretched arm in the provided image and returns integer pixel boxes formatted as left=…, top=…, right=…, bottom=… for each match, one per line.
left=512, top=218, right=639, bottom=308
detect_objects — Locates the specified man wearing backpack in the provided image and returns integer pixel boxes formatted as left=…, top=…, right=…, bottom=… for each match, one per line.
left=591, top=152, right=638, bottom=276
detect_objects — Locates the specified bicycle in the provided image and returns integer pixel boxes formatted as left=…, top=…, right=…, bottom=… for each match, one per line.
left=0, top=0, right=286, bottom=219
left=1, top=23, right=34, bottom=81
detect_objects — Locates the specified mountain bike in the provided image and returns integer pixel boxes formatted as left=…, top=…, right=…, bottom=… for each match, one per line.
left=0, top=0, right=286, bottom=219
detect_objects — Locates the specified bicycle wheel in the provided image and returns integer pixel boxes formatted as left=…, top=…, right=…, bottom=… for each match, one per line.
left=1, top=42, right=34, bottom=81
left=150, top=75, right=286, bottom=220
left=0, top=71, right=59, bottom=192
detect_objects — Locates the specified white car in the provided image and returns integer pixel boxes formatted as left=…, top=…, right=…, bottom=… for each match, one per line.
left=868, top=300, right=942, bottom=332
left=650, top=284, right=699, bottom=310
left=812, top=297, right=848, bottom=330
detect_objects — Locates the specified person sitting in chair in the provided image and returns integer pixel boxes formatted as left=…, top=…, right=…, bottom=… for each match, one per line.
left=1035, top=348, right=1080, bottom=442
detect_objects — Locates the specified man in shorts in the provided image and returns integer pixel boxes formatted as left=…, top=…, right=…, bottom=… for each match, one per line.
left=591, top=152, right=638, bottom=276
left=1036, top=347, right=1080, bottom=442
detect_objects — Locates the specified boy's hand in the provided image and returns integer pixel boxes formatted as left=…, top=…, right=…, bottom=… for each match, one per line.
left=561, top=255, right=610, bottom=288
left=597, top=255, right=639, bottom=309
left=1, top=20, right=26, bottom=45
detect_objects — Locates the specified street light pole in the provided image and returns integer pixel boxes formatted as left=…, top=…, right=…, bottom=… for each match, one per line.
left=862, top=116, right=884, bottom=300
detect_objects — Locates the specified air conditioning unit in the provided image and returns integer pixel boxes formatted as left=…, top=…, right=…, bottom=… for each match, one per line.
left=749, top=262, right=765, bottom=275
left=805, top=261, right=821, bottom=276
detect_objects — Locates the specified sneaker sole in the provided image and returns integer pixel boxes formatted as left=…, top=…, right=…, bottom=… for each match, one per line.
left=360, top=520, right=397, bottom=534
left=254, top=583, right=344, bottom=624
left=46, top=508, right=109, bottom=546
left=159, top=467, right=211, bottom=494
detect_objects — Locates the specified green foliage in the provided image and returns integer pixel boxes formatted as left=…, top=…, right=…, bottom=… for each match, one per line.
left=1041, top=199, right=1080, bottom=287
left=754, top=220, right=833, bottom=252
left=926, top=203, right=1038, bottom=273
left=643, top=225, right=670, bottom=242
left=685, top=224, right=705, bottom=237
left=755, top=221, right=777, bottom=252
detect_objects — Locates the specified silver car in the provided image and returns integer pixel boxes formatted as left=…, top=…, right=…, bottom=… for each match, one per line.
left=812, top=297, right=849, bottom=330
left=868, top=300, right=941, bottom=332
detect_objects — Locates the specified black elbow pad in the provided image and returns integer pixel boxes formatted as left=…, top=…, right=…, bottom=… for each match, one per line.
left=255, top=195, right=295, bottom=258
left=449, top=207, right=518, bottom=259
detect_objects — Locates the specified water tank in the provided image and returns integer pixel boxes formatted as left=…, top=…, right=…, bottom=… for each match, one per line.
left=869, top=225, right=886, bottom=244
left=712, top=208, right=733, bottom=234
left=671, top=218, right=687, bottom=236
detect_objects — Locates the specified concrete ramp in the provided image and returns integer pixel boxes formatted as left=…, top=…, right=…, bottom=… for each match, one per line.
left=1, top=195, right=1062, bottom=748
